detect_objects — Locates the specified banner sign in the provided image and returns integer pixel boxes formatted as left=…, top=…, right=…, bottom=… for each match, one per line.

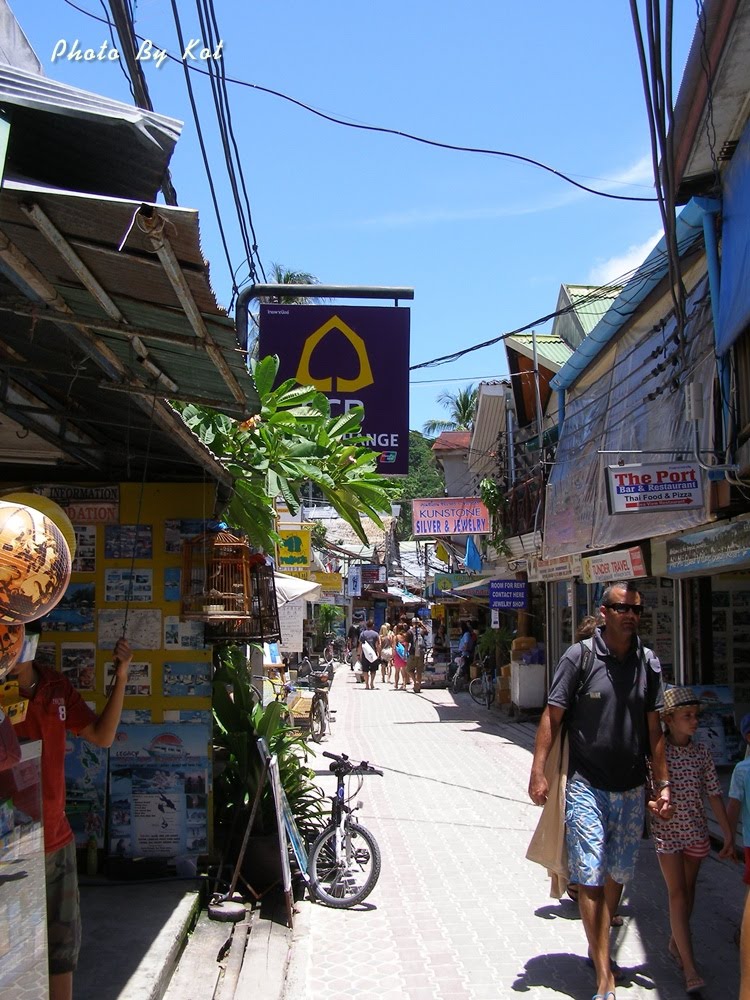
left=277, top=598, right=304, bottom=652
left=278, top=528, right=311, bottom=568
left=347, top=564, right=362, bottom=597
left=39, top=484, right=120, bottom=523
left=581, top=545, right=648, bottom=584
left=259, top=304, right=410, bottom=475
left=489, top=579, right=528, bottom=610
left=606, top=463, right=704, bottom=514
left=361, top=563, right=386, bottom=585
left=311, top=571, right=343, bottom=594
left=665, top=517, right=750, bottom=576
left=433, top=572, right=477, bottom=593
left=527, top=553, right=583, bottom=582
left=412, top=497, right=490, bottom=537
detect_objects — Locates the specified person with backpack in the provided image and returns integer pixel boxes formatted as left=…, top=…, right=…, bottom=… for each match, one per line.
left=528, top=582, right=669, bottom=1000
left=406, top=617, right=427, bottom=693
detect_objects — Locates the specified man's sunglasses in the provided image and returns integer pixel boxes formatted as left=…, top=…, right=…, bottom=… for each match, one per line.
left=604, top=602, right=644, bottom=616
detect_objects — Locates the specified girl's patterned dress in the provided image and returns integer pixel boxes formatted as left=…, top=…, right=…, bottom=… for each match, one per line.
left=650, top=739, right=721, bottom=854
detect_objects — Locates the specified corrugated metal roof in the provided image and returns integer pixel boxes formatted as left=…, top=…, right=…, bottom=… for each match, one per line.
left=504, top=334, right=573, bottom=371
left=468, top=381, right=511, bottom=486
left=563, top=285, right=623, bottom=335
left=0, top=64, right=180, bottom=201
left=552, top=202, right=705, bottom=391
left=0, top=182, right=258, bottom=417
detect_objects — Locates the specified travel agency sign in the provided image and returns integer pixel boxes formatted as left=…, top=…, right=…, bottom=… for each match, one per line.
left=259, top=304, right=410, bottom=475
left=606, top=462, right=704, bottom=514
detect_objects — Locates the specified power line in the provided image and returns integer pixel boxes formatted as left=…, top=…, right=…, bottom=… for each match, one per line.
left=62, top=0, right=658, bottom=203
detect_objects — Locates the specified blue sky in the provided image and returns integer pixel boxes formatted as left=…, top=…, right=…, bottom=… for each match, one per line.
left=17, top=1, right=698, bottom=432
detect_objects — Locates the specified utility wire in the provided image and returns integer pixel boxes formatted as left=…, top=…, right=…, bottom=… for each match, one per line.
left=63, top=0, right=657, bottom=203
left=409, top=230, right=702, bottom=371
left=167, top=0, right=240, bottom=301
left=194, top=0, right=266, bottom=288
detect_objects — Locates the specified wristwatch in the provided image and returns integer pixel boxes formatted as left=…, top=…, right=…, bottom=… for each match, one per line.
left=655, top=779, right=671, bottom=790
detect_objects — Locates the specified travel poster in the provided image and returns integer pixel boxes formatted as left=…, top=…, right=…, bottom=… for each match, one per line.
left=97, top=610, right=162, bottom=649
left=108, top=723, right=210, bottom=859
left=162, top=661, right=211, bottom=697
left=61, top=642, right=96, bottom=691
left=104, top=660, right=151, bottom=697
left=64, top=738, right=108, bottom=848
left=40, top=582, right=95, bottom=632
left=72, top=525, right=96, bottom=573
left=104, top=569, right=153, bottom=603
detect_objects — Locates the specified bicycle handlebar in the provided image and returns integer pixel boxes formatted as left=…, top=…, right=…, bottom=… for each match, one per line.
left=322, top=750, right=383, bottom=777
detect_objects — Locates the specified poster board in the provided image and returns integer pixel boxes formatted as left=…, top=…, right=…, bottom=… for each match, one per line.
left=108, top=723, right=210, bottom=861
left=257, top=738, right=301, bottom=927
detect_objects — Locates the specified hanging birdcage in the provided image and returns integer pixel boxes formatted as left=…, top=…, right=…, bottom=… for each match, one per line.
left=180, top=530, right=281, bottom=642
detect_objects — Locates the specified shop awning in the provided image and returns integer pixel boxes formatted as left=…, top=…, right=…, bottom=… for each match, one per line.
left=0, top=182, right=260, bottom=483
left=387, top=585, right=423, bottom=604
left=450, top=577, right=493, bottom=595
left=0, top=67, right=259, bottom=485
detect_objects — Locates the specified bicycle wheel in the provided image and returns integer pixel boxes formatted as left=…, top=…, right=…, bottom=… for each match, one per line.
left=468, top=676, right=485, bottom=705
left=485, top=678, right=493, bottom=709
left=308, top=822, right=381, bottom=908
left=309, top=699, right=326, bottom=742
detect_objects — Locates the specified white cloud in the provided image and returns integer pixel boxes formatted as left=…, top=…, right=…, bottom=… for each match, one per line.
left=587, top=228, right=663, bottom=286
left=351, top=153, right=657, bottom=230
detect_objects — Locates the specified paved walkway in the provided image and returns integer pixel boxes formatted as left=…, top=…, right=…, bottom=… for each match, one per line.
left=285, top=666, right=744, bottom=999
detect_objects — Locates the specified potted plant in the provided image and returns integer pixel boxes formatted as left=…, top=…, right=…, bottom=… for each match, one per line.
left=317, top=602, right=345, bottom=650
left=475, top=625, right=514, bottom=671
left=212, top=644, right=324, bottom=888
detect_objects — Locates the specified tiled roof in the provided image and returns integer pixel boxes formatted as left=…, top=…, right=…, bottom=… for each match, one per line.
left=431, top=431, right=471, bottom=451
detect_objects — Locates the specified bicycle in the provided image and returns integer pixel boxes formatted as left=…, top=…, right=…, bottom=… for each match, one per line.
left=449, top=656, right=470, bottom=694
left=309, top=671, right=331, bottom=743
left=469, top=656, right=495, bottom=709
left=307, top=751, right=383, bottom=907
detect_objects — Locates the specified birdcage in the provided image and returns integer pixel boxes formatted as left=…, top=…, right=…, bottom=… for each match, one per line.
left=180, top=530, right=281, bottom=642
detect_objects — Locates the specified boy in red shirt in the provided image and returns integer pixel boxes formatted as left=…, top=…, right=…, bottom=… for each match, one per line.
left=11, top=626, right=132, bottom=1000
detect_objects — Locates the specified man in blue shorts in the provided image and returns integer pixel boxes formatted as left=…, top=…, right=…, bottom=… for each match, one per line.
left=528, top=582, right=671, bottom=1000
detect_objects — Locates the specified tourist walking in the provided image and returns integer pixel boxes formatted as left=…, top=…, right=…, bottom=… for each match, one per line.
left=528, top=582, right=669, bottom=1000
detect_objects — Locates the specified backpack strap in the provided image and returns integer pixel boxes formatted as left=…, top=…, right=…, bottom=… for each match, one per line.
left=574, top=637, right=595, bottom=703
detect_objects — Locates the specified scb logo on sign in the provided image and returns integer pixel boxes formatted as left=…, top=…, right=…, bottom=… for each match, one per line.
left=258, top=304, right=410, bottom=476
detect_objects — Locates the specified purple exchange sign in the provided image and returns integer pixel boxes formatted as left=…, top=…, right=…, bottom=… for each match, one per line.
left=259, top=304, right=410, bottom=475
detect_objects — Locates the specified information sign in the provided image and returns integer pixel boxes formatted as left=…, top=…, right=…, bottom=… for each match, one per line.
left=489, top=579, right=528, bottom=610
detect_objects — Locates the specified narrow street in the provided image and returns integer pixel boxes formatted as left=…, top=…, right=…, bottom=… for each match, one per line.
left=285, top=666, right=744, bottom=1000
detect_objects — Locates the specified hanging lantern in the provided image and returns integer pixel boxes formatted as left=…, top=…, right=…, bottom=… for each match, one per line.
left=0, top=500, right=71, bottom=624
left=0, top=622, right=24, bottom=681
left=180, top=530, right=281, bottom=643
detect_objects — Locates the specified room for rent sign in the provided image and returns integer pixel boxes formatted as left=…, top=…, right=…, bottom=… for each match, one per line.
left=412, top=498, right=490, bottom=537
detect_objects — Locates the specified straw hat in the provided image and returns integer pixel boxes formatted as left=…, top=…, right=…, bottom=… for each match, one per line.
left=660, top=686, right=701, bottom=717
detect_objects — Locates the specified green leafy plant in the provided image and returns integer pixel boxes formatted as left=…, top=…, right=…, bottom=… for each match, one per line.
left=476, top=626, right=514, bottom=670
left=479, top=477, right=511, bottom=557
left=317, top=603, right=345, bottom=643
left=175, top=355, right=399, bottom=552
left=212, top=645, right=324, bottom=844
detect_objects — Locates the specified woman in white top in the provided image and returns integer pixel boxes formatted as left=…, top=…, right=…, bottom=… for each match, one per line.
left=379, top=622, right=394, bottom=683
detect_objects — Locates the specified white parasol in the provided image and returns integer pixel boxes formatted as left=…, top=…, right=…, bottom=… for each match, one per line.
left=274, top=572, right=323, bottom=606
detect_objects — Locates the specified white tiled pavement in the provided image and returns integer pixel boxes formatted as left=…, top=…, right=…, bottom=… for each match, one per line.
left=285, top=666, right=744, bottom=1000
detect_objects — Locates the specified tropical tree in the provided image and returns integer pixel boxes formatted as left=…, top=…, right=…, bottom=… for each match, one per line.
left=423, top=384, right=478, bottom=436
left=263, top=262, right=321, bottom=303
left=175, top=355, right=398, bottom=551
left=247, top=263, right=325, bottom=360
